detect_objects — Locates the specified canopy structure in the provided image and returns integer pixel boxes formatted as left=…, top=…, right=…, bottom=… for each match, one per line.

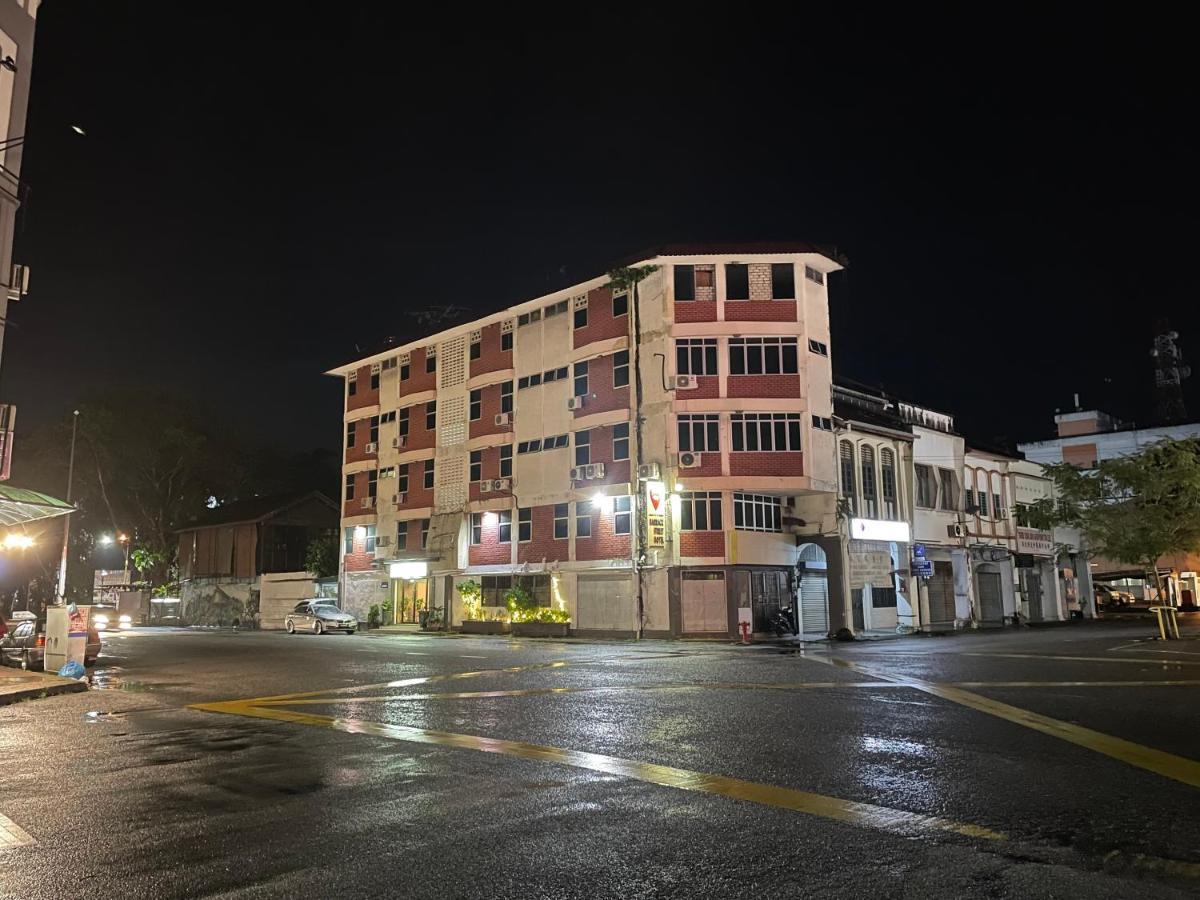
left=0, top=485, right=74, bottom=528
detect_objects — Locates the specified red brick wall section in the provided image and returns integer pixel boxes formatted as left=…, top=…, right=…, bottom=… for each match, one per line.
left=401, top=348, right=437, bottom=396
left=399, top=402, right=437, bottom=451
left=679, top=375, right=720, bottom=400
left=395, top=460, right=434, bottom=511
left=680, top=530, right=725, bottom=557
left=344, top=419, right=375, bottom=465
left=574, top=353, right=631, bottom=419
left=729, top=451, right=804, bottom=477
left=517, top=504, right=569, bottom=564
left=469, top=381, right=510, bottom=439
left=342, top=471, right=378, bottom=518
left=724, top=300, right=797, bottom=322
left=678, top=449, right=722, bottom=477
left=573, top=422, right=632, bottom=487
left=573, top=286, right=629, bottom=349
left=575, top=502, right=632, bottom=562
left=470, top=322, right=514, bottom=378
left=346, top=365, right=379, bottom=412
left=468, top=511, right=512, bottom=566
left=343, top=526, right=376, bottom=572
left=468, top=446, right=512, bottom=501
left=675, top=300, right=718, bottom=323
left=726, top=373, right=802, bottom=399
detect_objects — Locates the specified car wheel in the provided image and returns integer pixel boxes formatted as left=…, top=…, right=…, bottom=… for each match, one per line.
left=313, top=620, right=324, bottom=635
left=285, top=620, right=295, bottom=634
left=346, top=628, right=356, bottom=635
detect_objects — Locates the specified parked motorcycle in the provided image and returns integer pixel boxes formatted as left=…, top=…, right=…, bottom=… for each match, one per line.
left=769, top=606, right=798, bottom=638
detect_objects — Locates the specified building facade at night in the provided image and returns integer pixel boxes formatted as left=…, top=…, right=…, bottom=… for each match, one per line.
left=328, top=245, right=844, bottom=636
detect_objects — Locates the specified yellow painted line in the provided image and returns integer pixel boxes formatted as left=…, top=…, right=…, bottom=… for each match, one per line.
left=950, top=680, right=1200, bottom=688
left=189, top=699, right=1004, bottom=841
left=963, top=652, right=1200, bottom=667
left=822, top=658, right=1200, bottom=789
left=0, top=813, right=34, bottom=849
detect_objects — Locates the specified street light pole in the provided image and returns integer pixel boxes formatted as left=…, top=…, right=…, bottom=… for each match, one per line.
left=56, top=409, right=80, bottom=603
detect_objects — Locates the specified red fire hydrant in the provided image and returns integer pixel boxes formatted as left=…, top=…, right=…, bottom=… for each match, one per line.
left=739, top=621, right=751, bottom=644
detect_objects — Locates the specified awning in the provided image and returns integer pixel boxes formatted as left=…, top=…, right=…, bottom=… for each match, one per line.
left=0, top=485, right=74, bottom=528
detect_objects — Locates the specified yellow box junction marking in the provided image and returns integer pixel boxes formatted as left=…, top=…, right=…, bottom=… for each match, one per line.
left=0, top=813, right=34, bottom=849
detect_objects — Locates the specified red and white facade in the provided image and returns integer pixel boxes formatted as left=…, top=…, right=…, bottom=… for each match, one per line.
left=329, top=245, right=842, bottom=637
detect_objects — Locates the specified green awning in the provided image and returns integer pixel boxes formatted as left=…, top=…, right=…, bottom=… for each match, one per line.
left=0, top=484, right=74, bottom=527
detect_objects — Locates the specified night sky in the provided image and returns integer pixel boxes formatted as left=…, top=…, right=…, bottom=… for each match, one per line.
left=5, top=5, right=1198, bottom=454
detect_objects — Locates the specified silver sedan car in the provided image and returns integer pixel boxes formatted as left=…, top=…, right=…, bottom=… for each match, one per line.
left=284, top=600, right=358, bottom=635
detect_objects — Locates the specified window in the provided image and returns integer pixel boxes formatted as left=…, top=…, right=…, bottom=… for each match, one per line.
left=544, top=299, right=568, bottom=318
left=363, top=525, right=377, bottom=553
left=613, top=350, right=629, bottom=388
left=678, top=414, right=719, bottom=453
left=369, top=415, right=380, bottom=444
left=915, top=464, right=936, bottom=509
left=871, top=587, right=898, bottom=609
left=730, top=413, right=802, bottom=452
left=343, top=527, right=355, bottom=554
left=613, top=423, right=629, bottom=461
left=938, top=469, right=959, bottom=512
left=518, top=373, right=544, bottom=390
left=420, top=519, right=429, bottom=549
left=881, top=449, right=898, bottom=520
left=470, top=450, right=482, bottom=482
left=674, top=265, right=695, bottom=301
left=469, top=389, right=481, bottom=420
left=808, top=339, right=829, bottom=357
left=993, top=493, right=1006, bottom=520
left=345, top=473, right=356, bottom=501
left=575, top=429, right=590, bottom=466
left=805, top=265, right=825, bottom=285
left=398, top=465, right=409, bottom=494
left=725, top=263, right=750, bottom=300
left=501, top=330, right=513, bottom=352
left=348, top=377, right=357, bottom=397
left=974, top=490, right=990, bottom=517
left=380, top=410, right=396, bottom=424
left=426, top=402, right=436, bottom=431
left=346, top=422, right=355, bottom=449
left=614, top=496, right=632, bottom=535
left=612, top=291, right=628, bottom=317
left=573, top=361, right=589, bottom=397
left=499, top=444, right=513, bottom=478
left=840, top=441, right=856, bottom=514
left=470, top=513, right=483, bottom=545
left=368, top=470, right=378, bottom=498
left=554, top=503, right=569, bottom=539
left=370, top=371, right=380, bottom=391
left=470, top=338, right=481, bottom=360
left=576, top=504, right=592, bottom=538
left=397, top=521, right=408, bottom=548
left=498, top=511, right=512, bottom=543
left=501, top=381, right=513, bottom=414
left=400, top=362, right=410, bottom=380
left=423, top=459, right=435, bottom=490
left=676, top=338, right=718, bottom=376
left=729, top=337, right=799, bottom=375
left=542, top=366, right=569, bottom=384
left=398, top=408, right=410, bottom=436
left=860, top=445, right=878, bottom=519
left=518, top=507, right=532, bottom=542
left=680, top=491, right=722, bottom=531
left=481, top=574, right=512, bottom=606
left=812, top=415, right=833, bottom=432
left=771, top=263, right=795, bottom=299
left=425, top=351, right=437, bottom=374
left=517, top=439, right=542, bottom=454
left=574, top=303, right=588, bottom=329
left=379, top=466, right=395, bottom=479
left=733, top=493, right=783, bottom=532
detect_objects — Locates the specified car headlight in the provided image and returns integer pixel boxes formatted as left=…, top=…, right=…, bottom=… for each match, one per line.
left=119, top=615, right=132, bottom=626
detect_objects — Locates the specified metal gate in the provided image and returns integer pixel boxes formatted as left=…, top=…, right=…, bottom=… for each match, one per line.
left=977, top=571, right=1003, bottom=626
left=1026, top=572, right=1044, bottom=623
left=798, top=544, right=830, bottom=636
left=680, top=571, right=727, bottom=634
left=926, top=561, right=956, bottom=628
left=732, top=569, right=788, bottom=632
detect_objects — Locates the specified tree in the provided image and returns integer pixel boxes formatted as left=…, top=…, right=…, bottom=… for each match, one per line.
left=1038, top=438, right=1200, bottom=601
left=304, top=533, right=339, bottom=578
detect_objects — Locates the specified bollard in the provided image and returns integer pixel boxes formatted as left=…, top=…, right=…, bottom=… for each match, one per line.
left=739, top=621, right=751, bottom=644
left=1150, top=606, right=1181, bottom=640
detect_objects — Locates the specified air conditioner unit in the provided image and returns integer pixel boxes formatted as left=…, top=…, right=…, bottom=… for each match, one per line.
left=494, top=412, right=511, bottom=427
left=392, top=435, right=407, bottom=449
left=674, top=374, right=698, bottom=390
left=586, top=462, right=606, bottom=480
left=361, top=496, right=376, bottom=509
left=567, top=396, right=587, bottom=410
left=365, top=441, right=378, bottom=454
left=489, top=478, right=511, bottom=492
left=392, top=492, right=407, bottom=505
left=637, top=463, right=661, bottom=481
left=376, top=535, right=391, bottom=547
left=569, top=467, right=582, bottom=481
left=678, top=452, right=702, bottom=469
left=947, top=523, right=966, bottom=538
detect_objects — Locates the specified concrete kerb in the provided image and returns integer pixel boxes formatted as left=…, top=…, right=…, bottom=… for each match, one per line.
left=0, top=669, right=88, bottom=706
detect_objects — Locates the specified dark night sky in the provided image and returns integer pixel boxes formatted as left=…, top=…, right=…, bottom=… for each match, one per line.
left=5, top=4, right=1198, bottom=455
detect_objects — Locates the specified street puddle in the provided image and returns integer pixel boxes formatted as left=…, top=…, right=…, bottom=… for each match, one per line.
left=88, top=667, right=178, bottom=692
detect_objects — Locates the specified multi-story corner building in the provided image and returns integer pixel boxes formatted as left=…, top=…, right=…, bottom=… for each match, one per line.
left=327, top=244, right=843, bottom=637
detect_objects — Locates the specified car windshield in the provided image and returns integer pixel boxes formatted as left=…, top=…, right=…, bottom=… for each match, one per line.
left=315, top=605, right=345, bottom=616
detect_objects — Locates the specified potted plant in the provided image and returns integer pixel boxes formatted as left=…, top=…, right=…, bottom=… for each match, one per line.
left=367, top=604, right=381, bottom=630
left=457, top=579, right=509, bottom=634
left=508, top=586, right=571, bottom=637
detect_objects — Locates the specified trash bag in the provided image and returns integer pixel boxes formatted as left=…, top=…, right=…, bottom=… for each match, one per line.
left=57, top=660, right=86, bottom=679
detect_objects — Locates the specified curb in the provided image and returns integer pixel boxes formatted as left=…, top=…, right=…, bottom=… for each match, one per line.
left=0, top=674, right=89, bottom=707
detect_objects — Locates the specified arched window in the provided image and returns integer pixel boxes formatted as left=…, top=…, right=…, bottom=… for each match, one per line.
left=860, top=445, right=878, bottom=518
left=880, top=448, right=898, bottom=520
left=839, top=441, right=856, bottom=515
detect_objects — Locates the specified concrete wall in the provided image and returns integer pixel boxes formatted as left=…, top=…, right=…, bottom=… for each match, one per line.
left=259, top=571, right=319, bottom=630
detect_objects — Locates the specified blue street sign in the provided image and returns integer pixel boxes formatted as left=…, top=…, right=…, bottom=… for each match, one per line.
left=911, top=557, right=934, bottom=578
left=913, top=543, right=926, bottom=558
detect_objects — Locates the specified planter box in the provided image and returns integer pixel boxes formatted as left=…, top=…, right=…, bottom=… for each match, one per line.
left=510, top=622, right=570, bottom=638
left=460, top=620, right=510, bottom=635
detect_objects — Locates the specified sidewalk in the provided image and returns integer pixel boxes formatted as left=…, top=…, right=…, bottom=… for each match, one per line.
left=0, top=666, right=88, bottom=706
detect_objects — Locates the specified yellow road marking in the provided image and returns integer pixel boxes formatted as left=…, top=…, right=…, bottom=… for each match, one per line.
left=950, top=680, right=1200, bottom=688
left=189, top=698, right=1004, bottom=841
left=963, top=652, right=1200, bottom=666
left=822, top=658, right=1200, bottom=789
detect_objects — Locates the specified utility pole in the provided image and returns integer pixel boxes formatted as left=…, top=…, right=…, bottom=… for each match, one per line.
left=55, top=409, right=79, bottom=603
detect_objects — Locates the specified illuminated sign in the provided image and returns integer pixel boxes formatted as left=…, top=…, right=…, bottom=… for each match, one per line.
left=849, top=518, right=911, bottom=543
left=389, top=561, right=429, bottom=580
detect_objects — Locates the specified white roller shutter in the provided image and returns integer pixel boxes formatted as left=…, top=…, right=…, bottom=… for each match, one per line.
left=576, top=574, right=634, bottom=632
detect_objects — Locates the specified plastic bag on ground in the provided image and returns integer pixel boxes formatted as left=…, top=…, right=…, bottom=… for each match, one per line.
left=57, top=660, right=86, bottom=679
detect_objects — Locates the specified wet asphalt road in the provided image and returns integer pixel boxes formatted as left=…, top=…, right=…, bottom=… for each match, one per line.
left=1, top=622, right=1199, bottom=898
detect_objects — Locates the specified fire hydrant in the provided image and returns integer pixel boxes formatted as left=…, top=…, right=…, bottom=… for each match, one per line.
left=739, top=621, right=751, bottom=644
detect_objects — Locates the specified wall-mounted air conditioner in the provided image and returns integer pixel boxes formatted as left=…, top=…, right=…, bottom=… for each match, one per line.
left=393, top=492, right=407, bottom=505
left=494, top=412, right=511, bottom=427
left=678, top=452, right=701, bottom=469
left=361, top=496, right=376, bottom=509
left=947, top=523, right=966, bottom=538
left=365, top=441, right=378, bottom=454
left=392, top=435, right=407, bottom=449
left=567, top=396, right=587, bottom=410
left=674, top=374, right=698, bottom=390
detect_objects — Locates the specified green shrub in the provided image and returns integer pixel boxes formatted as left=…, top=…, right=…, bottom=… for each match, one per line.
left=367, top=604, right=381, bottom=629
left=457, top=579, right=483, bottom=621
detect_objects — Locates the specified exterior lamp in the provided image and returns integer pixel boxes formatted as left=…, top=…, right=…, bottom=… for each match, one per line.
left=2, top=533, right=34, bottom=550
